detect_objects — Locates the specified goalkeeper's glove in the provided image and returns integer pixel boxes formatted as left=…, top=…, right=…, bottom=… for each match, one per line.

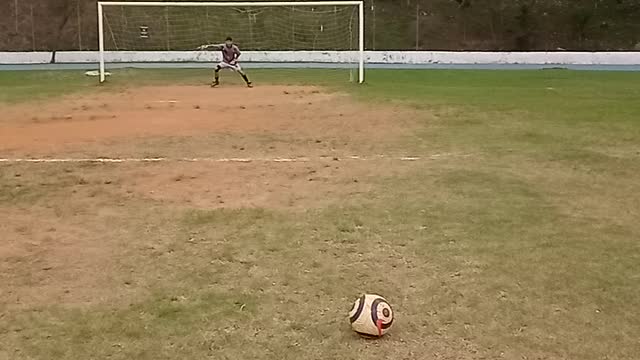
left=197, top=44, right=211, bottom=50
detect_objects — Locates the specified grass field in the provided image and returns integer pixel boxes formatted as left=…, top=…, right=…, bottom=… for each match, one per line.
left=1, top=68, right=639, bottom=360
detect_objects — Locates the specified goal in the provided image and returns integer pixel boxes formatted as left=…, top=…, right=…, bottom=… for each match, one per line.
left=97, top=1, right=365, bottom=83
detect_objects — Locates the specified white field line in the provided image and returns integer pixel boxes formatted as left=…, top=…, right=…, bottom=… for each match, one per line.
left=0, top=154, right=471, bottom=164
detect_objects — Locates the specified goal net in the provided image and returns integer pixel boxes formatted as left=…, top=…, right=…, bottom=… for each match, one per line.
left=98, top=1, right=365, bottom=83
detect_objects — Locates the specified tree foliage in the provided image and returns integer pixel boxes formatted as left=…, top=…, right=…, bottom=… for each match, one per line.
left=1, top=0, right=639, bottom=51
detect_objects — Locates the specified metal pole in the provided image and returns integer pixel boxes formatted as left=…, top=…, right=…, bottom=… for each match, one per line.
left=205, top=7, right=209, bottom=38
left=248, top=13, right=253, bottom=44
left=98, top=3, right=106, bottom=83
left=165, top=6, right=171, bottom=50
left=30, top=4, right=35, bottom=50
left=358, top=1, right=364, bottom=83
left=291, top=7, right=295, bottom=45
left=371, top=0, right=375, bottom=50
left=415, top=2, right=419, bottom=50
left=77, top=0, right=83, bottom=50
left=15, top=0, right=19, bottom=33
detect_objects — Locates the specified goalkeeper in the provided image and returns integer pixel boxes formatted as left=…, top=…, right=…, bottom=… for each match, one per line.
left=198, top=37, right=253, bottom=88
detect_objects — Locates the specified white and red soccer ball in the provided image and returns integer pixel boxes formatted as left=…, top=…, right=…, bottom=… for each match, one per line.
left=349, top=294, right=394, bottom=337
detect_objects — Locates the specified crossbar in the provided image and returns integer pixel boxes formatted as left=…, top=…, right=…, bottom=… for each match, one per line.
left=99, top=1, right=363, bottom=7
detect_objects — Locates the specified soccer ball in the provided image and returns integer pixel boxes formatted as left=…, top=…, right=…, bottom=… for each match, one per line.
left=348, top=294, right=394, bottom=337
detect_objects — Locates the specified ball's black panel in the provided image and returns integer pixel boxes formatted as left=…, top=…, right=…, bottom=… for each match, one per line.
left=354, top=330, right=381, bottom=338
left=349, top=294, right=366, bottom=324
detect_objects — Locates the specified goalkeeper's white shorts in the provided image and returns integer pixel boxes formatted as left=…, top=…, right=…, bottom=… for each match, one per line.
left=217, top=62, right=242, bottom=72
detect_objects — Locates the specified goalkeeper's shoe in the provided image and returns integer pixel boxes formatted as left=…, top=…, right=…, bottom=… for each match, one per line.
left=211, top=80, right=220, bottom=88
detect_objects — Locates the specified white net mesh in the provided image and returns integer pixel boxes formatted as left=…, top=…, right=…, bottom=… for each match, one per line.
left=103, top=5, right=359, bottom=52
left=101, top=3, right=363, bottom=82
left=103, top=2, right=363, bottom=82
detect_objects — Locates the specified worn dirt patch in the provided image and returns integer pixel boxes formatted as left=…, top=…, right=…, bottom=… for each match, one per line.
left=0, top=157, right=414, bottom=308
left=116, top=160, right=409, bottom=209
left=0, top=85, right=414, bottom=156
left=0, top=206, right=142, bottom=309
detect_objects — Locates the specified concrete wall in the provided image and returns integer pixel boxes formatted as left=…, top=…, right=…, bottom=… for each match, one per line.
left=0, top=52, right=54, bottom=64
left=370, top=51, right=640, bottom=65
left=2, top=51, right=640, bottom=65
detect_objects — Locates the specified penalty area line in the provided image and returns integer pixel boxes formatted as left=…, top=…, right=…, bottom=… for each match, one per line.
left=0, top=154, right=470, bottom=164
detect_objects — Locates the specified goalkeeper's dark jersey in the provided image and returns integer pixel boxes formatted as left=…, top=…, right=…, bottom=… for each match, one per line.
left=214, top=44, right=241, bottom=64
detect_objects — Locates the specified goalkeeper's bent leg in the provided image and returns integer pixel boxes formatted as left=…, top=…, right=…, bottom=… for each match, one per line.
left=212, top=66, right=221, bottom=87
left=238, top=70, right=252, bottom=87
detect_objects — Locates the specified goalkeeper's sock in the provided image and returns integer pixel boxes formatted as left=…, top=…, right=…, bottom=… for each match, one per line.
left=241, top=74, right=252, bottom=87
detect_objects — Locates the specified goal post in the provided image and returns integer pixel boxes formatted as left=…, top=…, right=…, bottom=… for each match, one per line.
left=97, top=1, right=365, bottom=84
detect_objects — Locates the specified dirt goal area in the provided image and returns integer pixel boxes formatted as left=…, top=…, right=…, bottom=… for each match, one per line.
left=0, top=85, right=419, bottom=209
left=1, top=85, right=406, bottom=156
